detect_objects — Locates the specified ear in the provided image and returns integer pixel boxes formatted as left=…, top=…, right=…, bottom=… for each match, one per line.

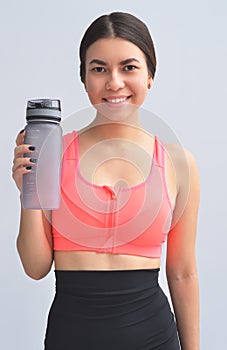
left=147, top=75, right=153, bottom=90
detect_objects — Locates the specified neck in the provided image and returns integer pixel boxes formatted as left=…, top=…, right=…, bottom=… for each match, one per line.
left=88, top=108, right=142, bottom=139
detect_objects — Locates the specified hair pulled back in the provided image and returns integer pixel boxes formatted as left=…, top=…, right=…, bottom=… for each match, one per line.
left=79, top=12, right=157, bottom=84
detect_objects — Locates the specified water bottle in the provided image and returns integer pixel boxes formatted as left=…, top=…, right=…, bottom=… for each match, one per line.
left=22, top=98, right=63, bottom=209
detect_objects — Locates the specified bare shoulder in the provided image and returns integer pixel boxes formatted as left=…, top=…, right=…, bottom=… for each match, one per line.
left=163, top=142, right=200, bottom=233
left=164, top=142, right=197, bottom=166
left=164, top=143, right=200, bottom=183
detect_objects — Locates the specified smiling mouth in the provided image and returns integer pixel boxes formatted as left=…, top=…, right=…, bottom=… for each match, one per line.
left=103, top=96, right=131, bottom=104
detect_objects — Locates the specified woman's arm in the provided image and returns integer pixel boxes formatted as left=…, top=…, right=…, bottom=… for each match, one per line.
left=13, top=131, right=54, bottom=280
left=166, top=145, right=200, bottom=350
left=17, top=204, right=53, bottom=280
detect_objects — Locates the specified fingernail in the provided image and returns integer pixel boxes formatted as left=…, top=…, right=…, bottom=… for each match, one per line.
left=26, top=166, right=32, bottom=170
left=19, top=129, right=25, bottom=134
left=28, top=146, right=36, bottom=151
left=30, top=158, right=37, bottom=163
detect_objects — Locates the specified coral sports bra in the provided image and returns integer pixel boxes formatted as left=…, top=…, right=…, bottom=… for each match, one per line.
left=52, top=130, right=173, bottom=258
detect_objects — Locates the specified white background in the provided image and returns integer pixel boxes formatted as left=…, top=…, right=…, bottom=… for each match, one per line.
left=0, top=0, right=226, bottom=349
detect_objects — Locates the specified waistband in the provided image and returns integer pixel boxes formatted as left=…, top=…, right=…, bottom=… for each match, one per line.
left=54, top=268, right=160, bottom=295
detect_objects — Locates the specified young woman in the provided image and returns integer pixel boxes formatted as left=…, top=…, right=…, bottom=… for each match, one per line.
left=12, top=12, right=200, bottom=350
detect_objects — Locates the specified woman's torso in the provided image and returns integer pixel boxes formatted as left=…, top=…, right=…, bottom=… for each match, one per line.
left=53, top=125, right=177, bottom=271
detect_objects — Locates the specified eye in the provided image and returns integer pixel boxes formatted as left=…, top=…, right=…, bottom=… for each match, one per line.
left=92, top=67, right=106, bottom=73
left=124, top=65, right=137, bottom=71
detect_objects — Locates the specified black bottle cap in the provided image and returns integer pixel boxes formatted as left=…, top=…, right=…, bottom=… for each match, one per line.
left=26, top=99, right=61, bottom=122
left=27, top=99, right=61, bottom=111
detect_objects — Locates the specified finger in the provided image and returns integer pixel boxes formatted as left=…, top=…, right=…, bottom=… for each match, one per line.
left=14, top=144, right=36, bottom=158
left=12, top=164, right=32, bottom=177
left=12, top=157, right=37, bottom=173
left=15, top=129, right=26, bottom=146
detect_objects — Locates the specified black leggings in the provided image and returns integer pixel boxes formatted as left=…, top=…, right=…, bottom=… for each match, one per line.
left=44, top=269, right=180, bottom=349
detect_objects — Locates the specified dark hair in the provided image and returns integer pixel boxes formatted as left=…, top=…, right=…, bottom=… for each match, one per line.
left=79, top=12, right=157, bottom=84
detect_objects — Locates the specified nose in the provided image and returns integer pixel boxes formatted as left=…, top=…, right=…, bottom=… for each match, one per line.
left=106, top=71, right=125, bottom=91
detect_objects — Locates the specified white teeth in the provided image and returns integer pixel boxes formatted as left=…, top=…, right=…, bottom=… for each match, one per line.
left=106, top=97, right=127, bottom=103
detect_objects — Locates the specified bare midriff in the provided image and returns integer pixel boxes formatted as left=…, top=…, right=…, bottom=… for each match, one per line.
left=54, top=251, right=161, bottom=271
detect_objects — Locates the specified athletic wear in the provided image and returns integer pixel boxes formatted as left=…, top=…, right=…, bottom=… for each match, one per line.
left=44, top=269, right=180, bottom=350
left=52, top=130, right=173, bottom=258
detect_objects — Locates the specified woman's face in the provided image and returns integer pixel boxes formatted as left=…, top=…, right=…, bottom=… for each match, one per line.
left=84, top=38, right=153, bottom=111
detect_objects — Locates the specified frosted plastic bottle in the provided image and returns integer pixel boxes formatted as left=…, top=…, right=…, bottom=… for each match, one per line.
left=22, top=99, right=62, bottom=209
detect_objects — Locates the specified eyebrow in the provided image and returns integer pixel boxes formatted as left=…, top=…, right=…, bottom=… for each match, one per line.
left=88, top=58, right=141, bottom=66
